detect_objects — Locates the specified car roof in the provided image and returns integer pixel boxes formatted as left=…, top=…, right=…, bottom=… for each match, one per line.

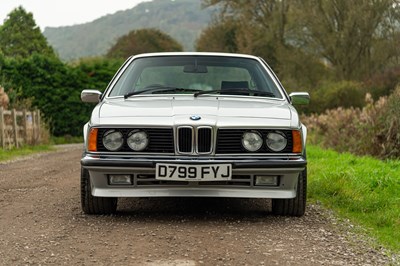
left=130, top=52, right=261, bottom=60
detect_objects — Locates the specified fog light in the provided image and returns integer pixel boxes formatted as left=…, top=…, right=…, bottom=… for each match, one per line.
left=108, top=174, right=132, bottom=185
left=255, top=175, right=279, bottom=186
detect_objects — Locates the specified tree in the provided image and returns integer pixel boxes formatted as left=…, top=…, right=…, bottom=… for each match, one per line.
left=0, top=6, right=55, bottom=58
left=106, top=28, right=183, bottom=59
left=202, top=0, right=400, bottom=85
left=291, top=0, right=400, bottom=80
left=196, top=18, right=239, bottom=53
left=74, top=57, right=123, bottom=91
left=202, top=0, right=292, bottom=66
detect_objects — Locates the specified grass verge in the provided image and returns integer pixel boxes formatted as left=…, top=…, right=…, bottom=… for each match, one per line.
left=0, top=145, right=54, bottom=162
left=51, top=136, right=83, bottom=145
left=308, top=144, right=400, bottom=251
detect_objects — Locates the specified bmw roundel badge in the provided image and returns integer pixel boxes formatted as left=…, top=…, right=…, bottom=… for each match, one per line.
left=190, top=115, right=201, bottom=121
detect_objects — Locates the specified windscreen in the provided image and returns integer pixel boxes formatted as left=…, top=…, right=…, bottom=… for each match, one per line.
left=108, top=56, right=283, bottom=99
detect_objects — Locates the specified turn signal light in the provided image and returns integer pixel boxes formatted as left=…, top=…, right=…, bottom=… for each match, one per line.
left=88, top=128, right=98, bottom=152
left=292, top=130, right=302, bottom=153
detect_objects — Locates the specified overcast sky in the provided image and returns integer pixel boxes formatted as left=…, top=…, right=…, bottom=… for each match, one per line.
left=0, top=0, right=150, bottom=30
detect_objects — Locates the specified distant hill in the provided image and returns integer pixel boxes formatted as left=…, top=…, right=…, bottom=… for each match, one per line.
left=43, top=0, right=215, bottom=61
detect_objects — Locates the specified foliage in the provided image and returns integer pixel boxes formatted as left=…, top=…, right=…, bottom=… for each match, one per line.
left=1, top=54, right=89, bottom=136
left=73, top=57, right=123, bottom=91
left=363, top=66, right=400, bottom=100
left=0, top=54, right=120, bottom=136
left=302, top=81, right=366, bottom=114
left=196, top=18, right=239, bottom=53
left=202, top=0, right=291, bottom=69
left=276, top=46, right=330, bottom=91
left=378, top=87, right=400, bottom=158
left=0, top=6, right=55, bottom=58
left=43, top=0, right=215, bottom=61
left=303, top=86, right=400, bottom=159
left=291, top=0, right=400, bottom=80
left=202, top=0, right=400, bottom=87
left=308, top=145, right=400, bottom=251
left=107, top=29, right=183, bottom=59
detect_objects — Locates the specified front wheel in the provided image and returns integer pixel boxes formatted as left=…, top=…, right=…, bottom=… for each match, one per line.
left=81, top=168, right=117, bottom=215
left=272, top=168, right=307, bottom=217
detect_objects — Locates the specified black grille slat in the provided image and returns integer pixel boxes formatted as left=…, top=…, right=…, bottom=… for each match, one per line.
left=178, top=127, right=192, bottom=153
left=216, top=129, right=293, bottom=154
left=97, top=128, right=174, bottom=153
left=198, top=128, right=212, bottom=153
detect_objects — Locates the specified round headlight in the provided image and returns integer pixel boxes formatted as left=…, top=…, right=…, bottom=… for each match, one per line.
left=127, top=130, right=149, bottom=151
left=266, top=131, right=287, bottom=152
left=102, top=130, right=123, bottom=151
left=242, top=131, right=263, bottom=152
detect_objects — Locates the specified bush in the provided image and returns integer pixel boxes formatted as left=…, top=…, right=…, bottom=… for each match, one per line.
left=303, top=86, right=400, bottom=159
left=0, top=54, right=120, bottom=136
left=302, top=81, right=366, bottom=114
left=363, top=66, right=400, bottom=100
left=377, top=87, right=400, bottom=158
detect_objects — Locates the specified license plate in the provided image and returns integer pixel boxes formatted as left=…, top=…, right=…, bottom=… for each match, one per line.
left=156, top=163, right=232, bottom=181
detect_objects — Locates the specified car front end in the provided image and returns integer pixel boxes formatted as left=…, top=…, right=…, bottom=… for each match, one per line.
left=80, top=52, right=309, bottom=216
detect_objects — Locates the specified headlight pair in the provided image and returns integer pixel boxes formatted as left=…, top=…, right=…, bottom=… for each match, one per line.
left=242, top=131, right=287, bottom=152
left=103, top=129, right=149, bottom=151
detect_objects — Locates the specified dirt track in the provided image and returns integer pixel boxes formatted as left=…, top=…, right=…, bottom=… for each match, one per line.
left=0, top=145, right=396, bottom=265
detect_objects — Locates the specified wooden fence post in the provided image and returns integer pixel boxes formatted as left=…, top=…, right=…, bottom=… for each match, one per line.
left=12, top=108, right=18, bottom=148
left=23, top=109, right=28, bottom=144
left=32, top=110, right=36, bottom=144
left=37, top=110, right=41, bottom=142
left=0, top=107, right=4, bottom=148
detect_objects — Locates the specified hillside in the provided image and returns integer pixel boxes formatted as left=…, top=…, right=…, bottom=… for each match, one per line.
left=43, top=0, right=215, bottom=61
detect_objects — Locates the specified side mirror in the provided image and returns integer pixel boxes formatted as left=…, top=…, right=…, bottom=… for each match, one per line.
left=81, top=90, right=102, bottom=103
left=289, top=92, right=310, bottom=105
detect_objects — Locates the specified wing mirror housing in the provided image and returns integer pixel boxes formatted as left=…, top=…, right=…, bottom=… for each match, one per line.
left=81, top=90, right=102, bottom=103
left=289, top=92, right=310, bottom=105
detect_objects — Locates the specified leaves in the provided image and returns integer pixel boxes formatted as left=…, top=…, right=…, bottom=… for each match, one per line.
left=0, top=54, right=120, bottom=136
left=200, top=0, right=400, bottom=85
left=196, top=18, right=239, bottom=53
left=291, top=0, right=400, bottom=80
left=302, top=85, right=400, bottom=159
left=0, top=6, right=55, bottom=58
left=106, top=28, right=183, bottom=59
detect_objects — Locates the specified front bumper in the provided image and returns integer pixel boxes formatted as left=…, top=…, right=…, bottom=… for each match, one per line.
left=81, top=154, right=306, bottom=199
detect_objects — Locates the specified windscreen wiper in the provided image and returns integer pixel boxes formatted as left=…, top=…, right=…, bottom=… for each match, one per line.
left=194, top=88, right=275, bottom=98
left=124, top=87, right=202, bottom=99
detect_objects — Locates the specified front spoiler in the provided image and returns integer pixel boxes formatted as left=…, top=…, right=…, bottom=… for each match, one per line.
left=81, top=154, right=306, bottom=199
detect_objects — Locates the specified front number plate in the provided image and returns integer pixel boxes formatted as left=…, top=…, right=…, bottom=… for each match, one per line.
left=156, top=163, right=232, bottom=181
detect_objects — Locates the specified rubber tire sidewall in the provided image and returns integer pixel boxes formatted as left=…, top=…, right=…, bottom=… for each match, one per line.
left=80, top=167, right=117, bottom=215
left=272, top=167, right=307, bottom=217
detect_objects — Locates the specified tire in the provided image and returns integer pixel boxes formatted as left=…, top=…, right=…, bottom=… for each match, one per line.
left=81, top=167, right=117, bottom=215
left=272, top=167, right=307, bottom=217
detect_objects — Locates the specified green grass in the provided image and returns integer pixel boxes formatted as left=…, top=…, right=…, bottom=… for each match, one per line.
left=51, top=135, right=83, bottom=145
left=308, top=144, right=400, bottom=251
left=0, top=145, right=54, bottom=162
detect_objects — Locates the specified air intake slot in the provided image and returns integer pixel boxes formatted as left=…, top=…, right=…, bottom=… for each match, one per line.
left=178, top=127, right=193, bottom=153
left=198, top=127, right=212, bottom=153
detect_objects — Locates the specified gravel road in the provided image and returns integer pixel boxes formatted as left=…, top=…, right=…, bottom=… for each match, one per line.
left=0, top=144, right=397, bottom=265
